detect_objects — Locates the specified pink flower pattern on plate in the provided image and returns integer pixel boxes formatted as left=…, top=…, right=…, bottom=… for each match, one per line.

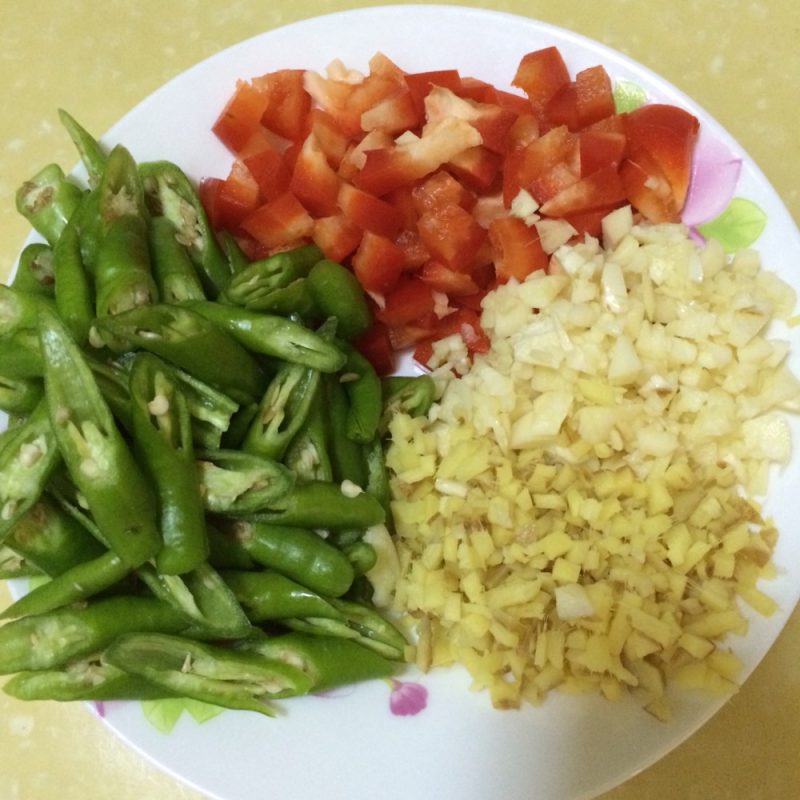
left=388, top=679, right=428, bottom=716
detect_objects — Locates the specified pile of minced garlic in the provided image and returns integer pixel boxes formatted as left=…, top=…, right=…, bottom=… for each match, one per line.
left=385, top=206, right=800, bottom=719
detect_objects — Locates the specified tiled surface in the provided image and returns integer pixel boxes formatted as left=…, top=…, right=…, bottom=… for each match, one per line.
left=1, top=2, right=798, bottom=798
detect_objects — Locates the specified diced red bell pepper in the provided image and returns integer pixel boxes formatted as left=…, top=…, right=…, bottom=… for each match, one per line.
left=544, top=82, right=579, bottom=131
left=512, top=47, right=571, bottom=114
left=309, top=108, right=352, bottom=168
left=394, top=228, right=430, bottom=271
left=353, top=321, right=395, bottom=376
left=539, top=164, right=627, bottom=218
left=212, top=80, right=270, bottom=153
left=579, top=130, right=627, bottom=177
left=411, top=170, right=475, bottom=215
left=360, top=89, right=421, bottom=135
left=376, top=276, right=437, bottom=327
left=404, top=69, right=462, bottom=118
left=575, top=65, right=615, bottom=127
left=417, top=204, right=487, bottom=272
left=488, top=216, right=549, bottom=283
left=387, top=315, right=439, bottom=351
left=338, top=182, right=404, bottom=238
left=253, top=69, right=311, bottom=142
left=214, top=160, right=260, bottom=230
left=240, top=191, right=314, bottom=250
left=419, top=260, right=480, bottom=296
left=413, top=307, right=491, bottom=366
left=351, top=231, right=406, bottom=294
left=447, top=145, right=502, bottom=191
left=199, top=177, right=225, bottom=230
left=242, top=144, right=293, bottom=202
left=290, top=132, right=341, bottom=216
left=312, top=214, right=363, bottom=263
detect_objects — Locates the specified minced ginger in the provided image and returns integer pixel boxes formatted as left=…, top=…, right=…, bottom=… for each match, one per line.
left=385, top=208, right=800, bottom=719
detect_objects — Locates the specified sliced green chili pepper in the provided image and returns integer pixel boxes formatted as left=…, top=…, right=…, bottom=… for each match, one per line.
left=0, top=545, right=42, bottom=579
left=324, top=375, right=367, bottom=488
left=220, top=402, right=259, bottom=450
left=220, top=570, right=345, bottom=622
left=0, top=329, right=44, bottom=380
left=0, top=373, right=43, bottom=415
left=283, top=386, right=332, bottom=483
left=325, top=597, right=407, bottom=660
left=0, top=399, right=61, bottom=544
left=4, top=660, right=171, bottom=702
left=240, top=278, right=317, bottom=318
left=137, top=561, right=251, bottom=639
left=1, top=549, right=130, bottom=619
left=15, top=163, right=83, bottom=246
left=38, top=305, right=161, bottom=567
left=147, top=215, right=206, bottom=303
left=11, top=243, right=55, bottom=297
left=206, top=523, right=256, bottom=571
left=0, top=596, right=189, bottom=674
left=219, top=230, right=250, bottom=275
left=364, top=435, right=392, bottom=527
left=53, top=217, right=94, bottom=343
left=94, top=212, right=158, bottom=321
left=380, top=374, right=436, bottom=433
left=84, top=354, right=134, bottom=432
left=103, top=632, right=312, bottom=714
left=197, top=449, right=294, bottom=515
left=237, top=632, right=397, bottom=692
left=129, top=352, right=208, bottom=575
left=171, top=366, right=239, bottom=450
left=241, top=359, right=323, bottom=462
left=0, top=283, right=54, bottom=339
left=5, top=494, right=105, bottom=576
left=94, top=304, right=267, bottom=404
left=233, top=520, right=354, bottom=598
left=220, top=243, right=322, bottom=307
left=339, top=344, right=382, bottom=444
left=187, top=301, right=346, bottom=373
left=248, top=480, right=385, bottom=530
left=58, top=109, right=108, bottom=186
left=306, top=259, right=372, bottom=340
left=139, top=161, right=230, bottom=296
left=341, top=540, right=378, bottom=577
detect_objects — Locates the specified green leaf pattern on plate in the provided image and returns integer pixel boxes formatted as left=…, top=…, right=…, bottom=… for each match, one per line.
left=696, top=197, right=768, bottom=252
left=141, top=697, right=225, bottom=733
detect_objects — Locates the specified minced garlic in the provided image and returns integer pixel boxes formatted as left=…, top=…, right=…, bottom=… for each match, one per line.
left=387, top=213, right=799, bottom=718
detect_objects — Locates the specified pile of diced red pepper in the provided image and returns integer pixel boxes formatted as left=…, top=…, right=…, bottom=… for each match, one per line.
left=200, top=47, right=698, bottom=374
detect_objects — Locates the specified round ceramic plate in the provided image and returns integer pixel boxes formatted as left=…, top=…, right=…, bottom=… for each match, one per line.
left=6, top=5, right=800, bottom=800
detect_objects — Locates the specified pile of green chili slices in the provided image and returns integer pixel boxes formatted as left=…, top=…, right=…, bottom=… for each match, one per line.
left=0, top=111, right=436, bottom=716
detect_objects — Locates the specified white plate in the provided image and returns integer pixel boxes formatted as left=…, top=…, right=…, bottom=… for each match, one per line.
left=6, top=5, right=800, bottom=800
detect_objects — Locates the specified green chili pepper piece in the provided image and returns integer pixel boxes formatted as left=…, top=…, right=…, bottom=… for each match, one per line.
left=220, top=243, right=322, bottom=307
left=0, top=373, right=43, bottom=415
left=188, top=301, right=346, bottom=373
left=306, top=259, right=372, bottom=340
left=242, top=360, right=323, bottom=462
left=0, top=329, right=45, bottom=380
left=0, top=283, right=55, bottom=338
left=15, top=163, right=83, bottom=246
left=129, top=353, right=208, bottom=575
left=137, top=561, right=251, bottom=639
left=58, top=109, right=108, bottom=186
left=283, top=386, right=333, bottom=483
left=3, top=661, right=171, bottom=702
left=325, top=375, right=367, bottom=488
left=364, top=435, right=392, bottom=529
left=328, top=597, right=407, bottom=660
left=249, top=480, right=385, bottom=530
left=220, top=569, right=345, bottom=622
left=93, top=304, right=267, bottom=404
left=237, top=632, right=397, bottom=692
left=0, top=545, right=42, bottom=579
left=147, top=215, right=206, bottom=303
left=97, top=144, right=147, bottom=223
left=84, top=355, right=134, bottom=432
left=139, top=161, right=230, bottom=296
left=94, top=213, right=158, bottom=320
left=242, top=278, right=318, bottom=318
left=1, top=549, right=130, bottom=620
left=197, top=449, right=295, bottom=514
left=220, top=402, right=259, bottom=450
left=53, top=218, right=94, bottom=343
left=339, top=344, right=382, bottom=444
left=233, top=520, right=354, bottom=598
left=104, top=632, right=313, bottom=713
left=38, top=305, right=161, bottom=567
left=169, top=366, right=239, bottom=450
left=0, top=596, right=189, bottom=674
left=219, top=230, right=250, bottom=275
left=206, top=523, right=256, bottom=571
left=380, top=374, right=436, bottom=433
left=72, top=185, right=103, bottom=273
left=5, top=494, right=105, bottom=576
left=0, top=399, right=61, bottom=543
left=11, top=243, right=55, bottom=297
left=342, top=540, right=378, bottom=577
